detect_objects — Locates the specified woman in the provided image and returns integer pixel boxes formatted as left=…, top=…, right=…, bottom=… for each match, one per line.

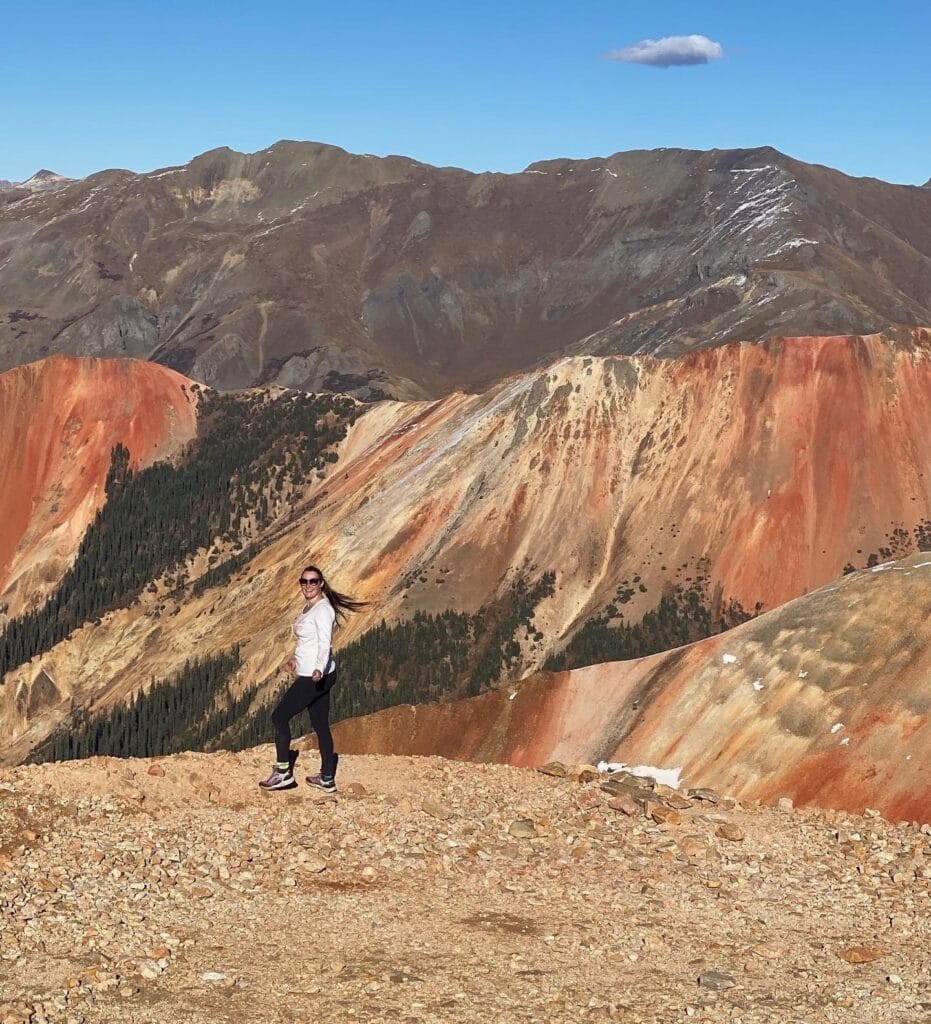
left=259, top=566, right=365, bottom=793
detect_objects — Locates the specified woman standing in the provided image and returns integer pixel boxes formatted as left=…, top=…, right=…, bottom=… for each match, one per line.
left=259, top=566, right=365, bottom=793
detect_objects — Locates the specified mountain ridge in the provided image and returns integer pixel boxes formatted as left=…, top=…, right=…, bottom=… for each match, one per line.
left=3, top=330, right=931, bottom=767
left=2, top=140, right=929, bottom=397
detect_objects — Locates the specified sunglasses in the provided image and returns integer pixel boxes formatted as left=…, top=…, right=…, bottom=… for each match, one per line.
left=299, top=577, right=322, bottom=586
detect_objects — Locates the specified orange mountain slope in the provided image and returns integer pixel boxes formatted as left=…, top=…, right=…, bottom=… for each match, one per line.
left=2, top=331, right=931, bottom=764
left=0, top=356, right=198, bottom=617
left=331, top=551, right=931, bottom=823
left=287, top=327, right=931, bottom=627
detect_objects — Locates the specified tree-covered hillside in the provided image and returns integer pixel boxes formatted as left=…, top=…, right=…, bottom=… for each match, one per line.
left=1, top=389, right=357, bottom=678
left=544, top=579, right=759, bottom=672
left=27, top=569, right=762, bottom=766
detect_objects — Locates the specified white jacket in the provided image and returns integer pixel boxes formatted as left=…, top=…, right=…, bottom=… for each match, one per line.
left=293, top=599, right=336, bottom=676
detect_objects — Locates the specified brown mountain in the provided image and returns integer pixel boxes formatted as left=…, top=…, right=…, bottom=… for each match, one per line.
left=331, top=550, right=931, bottom=823
left=1, top=141, right=930, bottom=397
left=0, top=169, right=74, bottom=195
left=2, top=329, right=931, bottom=767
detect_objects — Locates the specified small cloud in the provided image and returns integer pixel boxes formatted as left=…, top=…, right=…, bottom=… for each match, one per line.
left=608, top=34, right=724, bottom=68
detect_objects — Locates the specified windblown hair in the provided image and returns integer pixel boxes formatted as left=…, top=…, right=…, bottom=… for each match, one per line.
left=304, top=565, right=367, bottom=624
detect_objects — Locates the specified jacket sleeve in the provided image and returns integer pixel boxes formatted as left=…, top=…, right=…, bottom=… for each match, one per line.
left=312, top=603, right=336, bottom=674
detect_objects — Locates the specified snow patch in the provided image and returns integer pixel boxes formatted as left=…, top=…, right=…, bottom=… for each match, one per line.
left=598, top=762, right=683, bottom=790
left=729, top=166, right=778, bottom=175
left=840, top=737, right=850, bottom=746
left=768, top=237, right=818, bottom=257
left=254, top=223, right=287, bottom=239
left=752, top=679, right=765, bottom=691
left=73, top=186, right=104, bottom=213
left=831, top=723, right=844, bottom=734
left=722, top=653, right=737, bottom=664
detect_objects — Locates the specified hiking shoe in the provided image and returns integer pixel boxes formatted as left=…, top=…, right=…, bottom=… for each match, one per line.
left=259, top=766, right=297, bottom=791
left=306, top=773, right=337, bottom=794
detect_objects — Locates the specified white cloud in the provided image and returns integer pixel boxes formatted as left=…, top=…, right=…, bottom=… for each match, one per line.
left=608, top=34, right=724, bottom=68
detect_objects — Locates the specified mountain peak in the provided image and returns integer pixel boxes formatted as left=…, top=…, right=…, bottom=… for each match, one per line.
left=15, top=169, right=74, bottom=192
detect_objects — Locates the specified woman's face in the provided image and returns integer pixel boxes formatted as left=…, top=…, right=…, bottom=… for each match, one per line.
left=299, top=572, right=323, bottom=600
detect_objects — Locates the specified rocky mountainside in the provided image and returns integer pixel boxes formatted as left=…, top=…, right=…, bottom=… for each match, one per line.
left=332, top=551, right=931, bottom=824
left=0, top=169, right=73, bottom=195
left=1, top=141, right=930, bottom=397
left=0, top=750, right=928, bottom=1023
left=2, top=330, right=931, bottom=768
left=0, top=356, right=198, bottom=618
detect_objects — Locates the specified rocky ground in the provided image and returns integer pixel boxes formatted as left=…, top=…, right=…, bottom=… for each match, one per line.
left=0, top=747, right=929, bottom=1024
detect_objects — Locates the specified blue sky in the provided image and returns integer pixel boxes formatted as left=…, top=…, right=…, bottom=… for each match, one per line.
left=3, top=0, right=929, bottom=185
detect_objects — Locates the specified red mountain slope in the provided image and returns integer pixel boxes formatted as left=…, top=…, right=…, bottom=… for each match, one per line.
left=330, top=552, right=931, bottom=823
left=3, top=332, right=931, bottom=768
left=0, top=356, right=198, bottom=617
left=303, top=328, right=931, bottom=624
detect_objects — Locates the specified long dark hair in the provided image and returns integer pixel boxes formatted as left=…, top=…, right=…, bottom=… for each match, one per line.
left=304, top=565, right=367, bottom=625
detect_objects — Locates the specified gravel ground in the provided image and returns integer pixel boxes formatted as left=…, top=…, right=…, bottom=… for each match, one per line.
left=1, top=749, right=929, bottom=1024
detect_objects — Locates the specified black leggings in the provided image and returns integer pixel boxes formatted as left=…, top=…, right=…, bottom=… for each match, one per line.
left=271, top=671, right=337, bottom=776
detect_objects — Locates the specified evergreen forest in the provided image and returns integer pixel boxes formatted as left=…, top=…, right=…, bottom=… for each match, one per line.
left=544, top=580, right=758, bottom=671
left=330, top=572, right=556, bottom=721
left=0, top=390, right=357, bottom=679
left=29, top=646, right=246, bottom=763
left=28, top=574, right=558, bottom=762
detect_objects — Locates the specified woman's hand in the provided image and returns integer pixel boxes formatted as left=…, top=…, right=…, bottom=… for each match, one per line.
left=282, top=658, right=296, bottom=674
left=311, top=670, right=323, bottom=682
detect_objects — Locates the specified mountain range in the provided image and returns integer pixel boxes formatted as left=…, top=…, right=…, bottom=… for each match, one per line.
left=2, top=139, right=931, bottom=824
left=2, top=331, right=931, bottom=818
left=2, top=141, right=930, bottom=398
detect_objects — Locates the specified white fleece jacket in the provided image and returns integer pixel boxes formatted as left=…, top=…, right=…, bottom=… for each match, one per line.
left=293, top=598, right=336, bottom=676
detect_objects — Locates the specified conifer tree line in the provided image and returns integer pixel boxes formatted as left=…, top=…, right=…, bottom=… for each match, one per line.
left=330, top=573, right=556, bottom=722
left=0, top=391, right=357, bottom=679
left=25, top=574, right=758, bottom=765
left=544, top=580, right=758, bottom=671
left=29, top=646, right=244, bottom=763
left=842, top=518, right=931, bottom=574
left=191, top=543, right=258, bottom=597
left=28, top=575, right=558, bottom=764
